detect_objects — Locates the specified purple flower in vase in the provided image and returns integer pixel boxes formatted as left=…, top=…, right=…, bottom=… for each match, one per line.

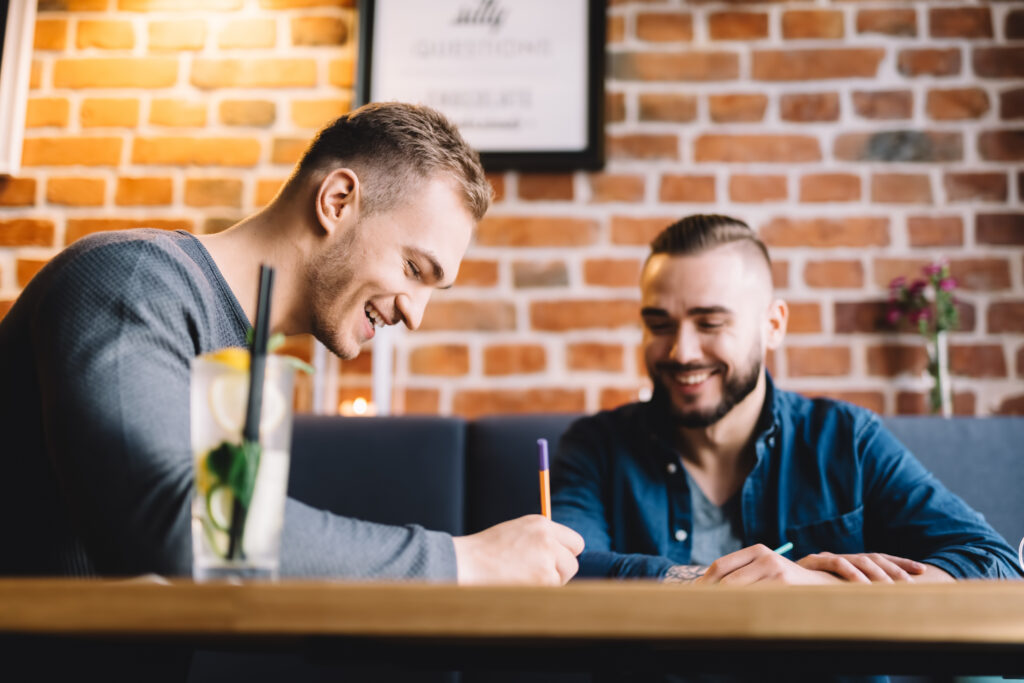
left=923, top=262, right=944, bottom=277
left=889, top=276, right=907, bottom=291
left=886, top=307, right=903, bottom=326
left=909, top=279, right=927, bottom=296
left=939, top=277, right=957, bottom=292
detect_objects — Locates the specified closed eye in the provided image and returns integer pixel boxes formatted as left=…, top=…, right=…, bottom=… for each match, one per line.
left=407, top=260, right=422, bottom=280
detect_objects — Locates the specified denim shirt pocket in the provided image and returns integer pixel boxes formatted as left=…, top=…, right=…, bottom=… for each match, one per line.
left=786, top=505, right=865, bottom=557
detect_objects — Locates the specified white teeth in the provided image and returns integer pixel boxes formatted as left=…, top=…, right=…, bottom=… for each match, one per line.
left=364, top=305, right=385, bottom=328
left=674, top=372, right=711, bottom=385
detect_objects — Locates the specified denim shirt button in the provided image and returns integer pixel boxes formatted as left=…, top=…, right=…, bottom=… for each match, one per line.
left=666, top=462, right=677, bottom=474
left=674, top=529, right=688, bottom=542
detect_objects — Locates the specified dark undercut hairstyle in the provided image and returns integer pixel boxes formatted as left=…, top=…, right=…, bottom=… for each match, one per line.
left=648, top=214, right=772, bottom=274
left=293, top=101, right=491, bottom=222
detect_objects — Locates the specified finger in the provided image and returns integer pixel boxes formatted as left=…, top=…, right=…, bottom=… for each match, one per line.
left=700, top=544, right=772, bottom=584
left=866, top=554, right=914, bottom=582
left=877, top=553, right=926, bottom=575
left=550, top=522, right=585, bottom=556
left=843, top=555, right=893, bottom=583
left=799, top=555, right=871, bottom=584
left=553, top=546, right=580, bottom=585
left=718, top=554, right=786, bottom=586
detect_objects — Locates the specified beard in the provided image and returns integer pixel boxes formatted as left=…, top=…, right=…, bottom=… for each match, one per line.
left=650, top=344, right=763, bottom=429
left=306, top=227, right=359, bottom=360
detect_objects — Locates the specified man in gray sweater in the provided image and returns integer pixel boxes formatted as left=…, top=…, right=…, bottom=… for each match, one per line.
left=0, top=102, right=583, bottom=583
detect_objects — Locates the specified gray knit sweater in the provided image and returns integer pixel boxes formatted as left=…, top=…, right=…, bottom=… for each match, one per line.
left=0, top=229, right=456, bottom=579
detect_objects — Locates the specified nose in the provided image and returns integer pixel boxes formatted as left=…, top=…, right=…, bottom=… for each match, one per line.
left=670, top=322, right=702, bottom=364
left=396, top=288, right=432, bottom=331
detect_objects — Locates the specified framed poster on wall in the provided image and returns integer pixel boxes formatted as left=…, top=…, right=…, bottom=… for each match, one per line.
left=0, top=0, right=37, bottom=175
left=357, top=0, right=606, bottom=172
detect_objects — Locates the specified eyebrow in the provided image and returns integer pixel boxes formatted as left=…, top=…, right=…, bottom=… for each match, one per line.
left=640, top=305, right=733, bottom=317
left=409, top=247, right=453, bottom=289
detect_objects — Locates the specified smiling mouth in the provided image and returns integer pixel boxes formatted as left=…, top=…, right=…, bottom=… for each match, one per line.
left=364, top=303, right=391, bottom=329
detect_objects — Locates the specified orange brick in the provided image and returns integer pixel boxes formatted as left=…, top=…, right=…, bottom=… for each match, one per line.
left=782, top=10, right=844, bottom=39
left=16, top=259, right=48, bottom=288
left=402, top=388, right=439, bottom=416
left=708, top=94, right=767, bottom=123
left=608, top=16, right=625, bottom=43
left=975, top=47, right=1024, bottom=78
left=835, top=132, right=962, bottom=163
left=65, top=218, right=192, bottom=244
left=951, top=259, right=1012, bottom=291
left=477, top=217, right=596, bottom=247
left=483, top=344, right=546, bottom=376
left=636, top=12, right=693, bottom=42
left=202, top=218, right=238, bottom=235
left=608, top=134, right=679, bottom=161
left=979, top=131, right=1024, bottom=162
left=989, top=302, right=1024, bottom=333
left=453, top=389, right=585, bottom=420
left=786, top=346, right=850, bottom=377
left=220, top=100, right=276, bottom=127
left=219, top=19, right=276, bottom=49
left=772, top=261, right=789, bottom=290
left=132, top=137, right=260, bottom=166
left=416, top=299, right=517, bottom=332
left=531, top=300, right=639, bottom=331
left=867, top=345, right=929, bottom=377
left=907, top=216, right=963, bottom=247
left=25, top=98, right=69, bottom=127
left=610, top=216, right=677, bottom=246
left=34, top=20, right=67, bottom=51
left=0, top=220, right=55, bottom=247
left=800, top=174, right=860, bottom=202
left=779, top=93, right=839, bottom=122
left=291, top=98, right=351, bottom=129
left=191, top=59, right=317, bottom=89
left=977, top=213, right=1024, bottom=245
left=148, top=20, right=206, bottom=51
left=606, top=92, right=626, bottom=124
left=255, top=178, right=285, bottom=207
left=22, top=137, right=122, bottom=166
left=0, top=178, right=37, bottom=206
left=944, top=173, right=1007, bottom=203
left=272, top=138, right=307, bottom=165
left=46, top=177, right=105, bottom=206
left=569, top=343, right=625, bottom=373
left=807, top=391, right=886, bottom=415
left=857, top=9, right=917, bottom=37
left=709, top=12, right=768, bottom=40
left=753, top=49, right=884, bottom=81
left=804, top=260, right=864, bottom=289
left=328, top=58, right=355, bottom=88
left=638, top=93, right=697, bottom=122
left=291, top=16, right=348, bottom=46
left=786, top=302, right=822, bottom=334
left=898, top=49, right=961, bottom=77
left=184, top=178, right=242, bottom=207
left=761, top=217, right=889, bottom=248
left=999, top=89, right=1024, bottom=119
left=150, top=99, right=207, bottom=127
left=997, top=395, right=1024, bottom=416
left=659, top=175, right=715, bottom=202
left=930, top=7, right=992, bottom=39
left=589, top=173, right=645, bottom=203
left=486, top=173, right=505, bottom=203
left=853, top=90, right=913, bottom=120
left=584, top=259, right=642, bottom=288
left=512, top=261, right=568, bottom=288
left=409, top=345, right=470, bottom=376
left=120, top=0, right=242, bottom=8
left=115, top=177, right=173, bottom=206
left=601, top=388, right=643, bottom=411
left=258, top=0, right=355, bottom=7
left=729, top=175, right=786, bottom=203
left=53, top=58, right=177, bottom=88
left=871, top=174, right=933, bottom=204
left=77, top=20, right=134, bottom=49
left=455, top=259, right=499, bottom=287
left=950, top=345, right=1006, bottom=378
left=927, top=88, right=989, bottom=120
left=695, top=135, right=820, bottom=163
left=609, top=52, right=739, bottom=82
left=519, top=173, right=574, bottom=201
left=30, top=60, right=42, bottom=90
left=81, top=98, right=139, bottom=127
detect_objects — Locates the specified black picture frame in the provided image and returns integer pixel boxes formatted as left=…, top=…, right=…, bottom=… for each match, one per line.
left=357, top=0, right=606, bottom=173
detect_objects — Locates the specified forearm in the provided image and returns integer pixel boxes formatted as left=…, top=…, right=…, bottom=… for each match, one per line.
left=915, top=563, right=955, bottom=582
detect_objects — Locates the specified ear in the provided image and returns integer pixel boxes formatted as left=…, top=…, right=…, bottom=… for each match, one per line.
left=764, top=298, right=788, bottom=350
left=315, top=168, right=360, bottom=236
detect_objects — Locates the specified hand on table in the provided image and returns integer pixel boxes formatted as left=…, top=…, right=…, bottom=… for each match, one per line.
left=452, top=515, right=584, bottom=586
left=692, top=545, right=925, bottom=586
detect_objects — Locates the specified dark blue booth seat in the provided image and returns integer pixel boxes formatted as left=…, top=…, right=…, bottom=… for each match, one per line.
left=189, top=414, right=1024, bottom=683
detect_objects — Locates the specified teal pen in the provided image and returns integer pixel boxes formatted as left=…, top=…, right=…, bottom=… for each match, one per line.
left=773, top=541, right=793, bottom=555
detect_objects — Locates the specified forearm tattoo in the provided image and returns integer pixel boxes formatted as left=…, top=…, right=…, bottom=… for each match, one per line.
left=663, top=565, right=707, bottom=584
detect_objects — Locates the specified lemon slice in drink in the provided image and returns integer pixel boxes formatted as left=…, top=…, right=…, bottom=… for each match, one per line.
left=208, top=373, right=286, bottom=435
left=206, top=483, right=234, bottom=532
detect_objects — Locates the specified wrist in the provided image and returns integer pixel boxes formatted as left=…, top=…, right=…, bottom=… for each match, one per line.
left=663, top=564, right=708, bottom=584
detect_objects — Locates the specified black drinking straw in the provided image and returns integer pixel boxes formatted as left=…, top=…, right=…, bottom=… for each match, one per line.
left=226, top=264, right=275, bottom=561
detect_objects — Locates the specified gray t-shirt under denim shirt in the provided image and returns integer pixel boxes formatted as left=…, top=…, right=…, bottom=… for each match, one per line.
left=682, top=466, right=745, bottom=567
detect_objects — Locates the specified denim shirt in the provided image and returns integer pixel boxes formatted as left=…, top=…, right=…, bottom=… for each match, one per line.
left=551, top=376, right=1022, bottom=580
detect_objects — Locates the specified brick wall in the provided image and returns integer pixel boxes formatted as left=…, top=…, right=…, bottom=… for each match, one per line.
left=1, top=0, right=1022, bottom=417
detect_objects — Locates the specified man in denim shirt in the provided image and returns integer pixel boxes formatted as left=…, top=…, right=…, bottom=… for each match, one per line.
left=552, top=214, right=1021, bottom=584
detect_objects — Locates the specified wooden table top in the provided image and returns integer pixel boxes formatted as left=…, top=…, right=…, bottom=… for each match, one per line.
left=3, top=579, right=1024, bottom=645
